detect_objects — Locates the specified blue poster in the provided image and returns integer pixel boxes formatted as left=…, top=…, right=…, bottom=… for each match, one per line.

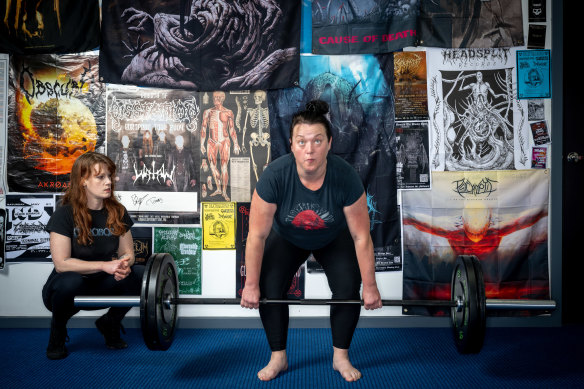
left=517, top=49, right=551, bottom=99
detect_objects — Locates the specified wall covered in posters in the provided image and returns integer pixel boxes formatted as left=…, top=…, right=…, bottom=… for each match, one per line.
left=0, top=0, right=556, bottom=322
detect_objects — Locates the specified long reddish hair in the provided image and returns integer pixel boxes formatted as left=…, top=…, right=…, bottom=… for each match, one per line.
left=62, top=152, right=127, bottom=246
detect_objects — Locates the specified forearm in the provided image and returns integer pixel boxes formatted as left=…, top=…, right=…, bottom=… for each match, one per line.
left=243, top=235, right=266, bottom=287
left=54, top=258, right=108, bottom=275
left=353, top=237, right=377, bottom=289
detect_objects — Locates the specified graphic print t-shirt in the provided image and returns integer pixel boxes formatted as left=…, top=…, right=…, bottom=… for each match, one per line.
left=46, top=204, right=133, bottom=261
left=256, top=154, right=364, bottom=250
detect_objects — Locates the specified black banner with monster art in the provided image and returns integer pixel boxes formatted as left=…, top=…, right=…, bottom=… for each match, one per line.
left=268, top=54, right=401, bottom=271
left=7, top=52, right=105, bottom=193
left=100, top=0, right=301, bottom=91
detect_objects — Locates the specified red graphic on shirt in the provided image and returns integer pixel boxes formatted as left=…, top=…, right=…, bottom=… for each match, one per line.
left=292, top=210, right=327, bottom=230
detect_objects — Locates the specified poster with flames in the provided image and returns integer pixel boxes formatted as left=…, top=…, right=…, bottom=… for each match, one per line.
left=7, top=52, right=105, bottom=193
left=401, top=169, right=549, bottom=316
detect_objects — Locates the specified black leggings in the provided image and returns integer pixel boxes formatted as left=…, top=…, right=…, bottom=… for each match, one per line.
left=259, top=228, right=362, bottom=351
left=42, top=266, right=144, bottom=327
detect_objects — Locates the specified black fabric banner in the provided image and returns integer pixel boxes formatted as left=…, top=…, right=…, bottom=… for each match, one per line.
left=312, top=0, right=418, bottom=55
left=99, top=0, right=301, bottom=91
left=0, top=0, right=100, bottom=54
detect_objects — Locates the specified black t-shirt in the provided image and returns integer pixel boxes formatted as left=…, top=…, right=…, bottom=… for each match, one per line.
left=46, top=204, right=133, bottom=261
left=256, top=153, right=364, bottom=250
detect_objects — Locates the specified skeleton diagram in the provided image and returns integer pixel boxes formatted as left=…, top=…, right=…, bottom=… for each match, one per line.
left=201, top=91, right=241, bottom=201
left=242, top=91, right=270, bottom=180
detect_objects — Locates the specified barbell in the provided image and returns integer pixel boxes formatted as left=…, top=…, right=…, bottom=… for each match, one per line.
left=74, top=253, right=556, bottom=354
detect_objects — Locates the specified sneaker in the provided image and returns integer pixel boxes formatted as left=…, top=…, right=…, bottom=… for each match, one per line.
left=95, top=314, right=128, bottom=350
left=46, top=322, right=69, bottom=360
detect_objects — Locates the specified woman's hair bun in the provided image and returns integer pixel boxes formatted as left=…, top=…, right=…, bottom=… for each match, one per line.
left=305, top=100, right=329, bottom=115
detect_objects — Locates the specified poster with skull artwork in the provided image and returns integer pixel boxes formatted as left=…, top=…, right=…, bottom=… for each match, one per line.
left=426, top=47, right=530, bottom=171
left=7, top=52, right=106, bottom=193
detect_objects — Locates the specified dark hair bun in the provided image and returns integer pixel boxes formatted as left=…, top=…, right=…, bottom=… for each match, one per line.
left=305, top=100, right=329, bottom=115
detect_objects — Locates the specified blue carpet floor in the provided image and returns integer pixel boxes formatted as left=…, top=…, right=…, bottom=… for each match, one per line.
left=2, top=326, right=583, bottom=388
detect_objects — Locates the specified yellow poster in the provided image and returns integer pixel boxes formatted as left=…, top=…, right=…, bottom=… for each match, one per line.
left=202, top=202, right=236, bottom=249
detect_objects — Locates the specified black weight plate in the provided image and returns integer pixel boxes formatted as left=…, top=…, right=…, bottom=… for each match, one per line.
left=450, top=255, right=483, bottom=354
left=141, top=253, right=178, bottom=351
left=470, top=255, right=486, bottom=352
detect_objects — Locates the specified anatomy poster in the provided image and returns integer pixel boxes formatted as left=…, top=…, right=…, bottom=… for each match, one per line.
left=402, top=169, right=549, bottom=315
left=100, top=0, right=301, bottom=91
left=7, top=52, right=106, bottom=192
left=311, top=0, right=418, bottom=55
left=396, top=121, right=430, bottom=189
left=427, top=47, right=530, bottom=171
left=202, top=202, right=236, bottom=250
left=200, top=91, right=269, bottom=203
left=106, top=85, right=200, bottom=224
left=154, top=227, right=202, bottom=295
left=268, top=54, right=401, bottom=271
left=418, top=0, right=524, bottom=48
left=393, top=51, right=428, bottom=121
left=4, top=194, right=54, bottom=261
left=0, top=0, right=100, bottom=54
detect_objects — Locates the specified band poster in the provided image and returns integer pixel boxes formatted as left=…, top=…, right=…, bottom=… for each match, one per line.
left=0, top=208, right=5, bottom=269
left=106, top=85, right=200, bottom=224
left=4, top=194, right=54, bottom=261
left=393, top=51, right=428, bottom=121
left=427, top=47, right=530, bottom=172
left=7, top=52, right=106, bottom=193
left=100, top=0, right=300, bottom=91
left=0, top=0, right=101, bottom=54
left=402, top=169, right=550, bottom=315
left=268, top=54, right=401, bottom=271
left=153, top=227, right=202, bottom=295
left=516, top=50, right=551, bottom=100
left=418, top=0, right=524, bottom=49
left=234, top=202, right=305, bottom=299
left=396, top=121, right=430, bottom=190
left=0, top=53, right=8, bottom=195
left=202, top=202, right=236, bottom=250
left=130, top=226, right=152, bottom=265
left=311, top=0, right=418, bottom=55
left=200, top=91, right=270, bottom=203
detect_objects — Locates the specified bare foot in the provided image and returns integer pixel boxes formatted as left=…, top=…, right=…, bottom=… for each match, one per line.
left=257, top=350, right=288, bottom=381
left=332, top=347, right=362, bottom=382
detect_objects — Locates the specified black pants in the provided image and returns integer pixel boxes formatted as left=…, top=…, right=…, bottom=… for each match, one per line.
left=42, top=266, right=145, bottom=328
left=259, top=228, right=362, bottom=351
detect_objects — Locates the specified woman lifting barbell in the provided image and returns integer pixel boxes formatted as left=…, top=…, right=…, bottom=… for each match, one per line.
left=41, top=152, right=144, bottom=360
left=240, top=100, right=383, bottom=382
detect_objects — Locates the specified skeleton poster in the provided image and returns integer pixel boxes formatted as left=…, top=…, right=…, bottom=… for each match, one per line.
left=311, top=0, right=418, bottom=55
left=7, top=52, right=106, bottom=193
left=100, top=0, right=301, bottom=91
left=200, top=91, right=269, bottom=203
left=268, top=54, right=401, bottom=271
left=394, top=51, right=428, bottom=121
left=106, top=85, right=200, bottom=224
left=396, top=120, right=430, bottom=189
left=418, top=0, right=524, bottom=48
left=0, top=0, right=100, bottom=54
left=154, top=227, right=202, bottom=295
left=4, top=194, right=53, bottom=261
left=202, top=202, right=235, bottom=250
left=427, top=48, right=530, bottom=171
left=402, top=170, right=549, bottom=315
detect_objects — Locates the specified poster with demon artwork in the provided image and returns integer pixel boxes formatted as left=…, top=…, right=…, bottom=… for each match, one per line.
left=7, top=52, right=106, bottom=193
left=100, top=0, right=300, bottom=91
left=418, top=0, right=524, bottom=48
left=106, top=85, right=200, bottom=224
left=312, top=0, right=418, bottom=55
left=427, top=47, right=530, bottom=171
left=199, top=90, right=269, bottom=203
left=0, top=0, right=100, bottom=54
left=268, top=54, right=401, bottom=272
left=1, top=54, right=8, bottom=195
left=401, top=169, right=549, bottom=316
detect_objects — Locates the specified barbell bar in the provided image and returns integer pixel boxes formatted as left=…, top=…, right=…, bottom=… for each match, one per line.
left=74, top=253, right=556, bottom=354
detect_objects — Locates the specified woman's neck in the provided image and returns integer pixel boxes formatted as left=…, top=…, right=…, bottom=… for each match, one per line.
left=86, top=198, right=104, bottom=211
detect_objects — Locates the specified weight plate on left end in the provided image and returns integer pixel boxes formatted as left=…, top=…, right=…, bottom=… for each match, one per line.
left=450, top=255, right=486, bottom=354
left=141, top=253, right=178, bottom=351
